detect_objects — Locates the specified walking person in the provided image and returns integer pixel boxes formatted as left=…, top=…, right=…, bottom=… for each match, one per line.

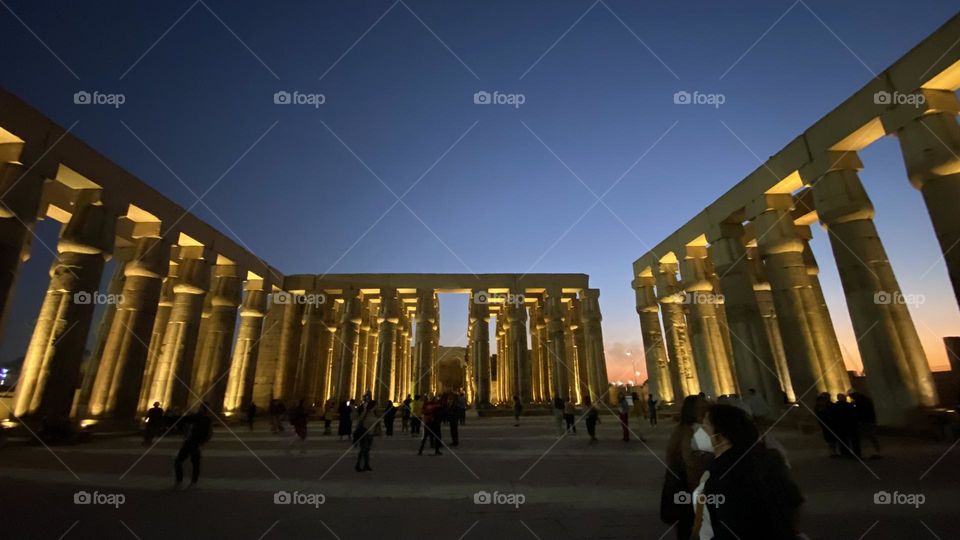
left=353, top=399, right=380, bottom=472
left=173, top=404, right=212, bottom=489
left=418, top=396, right=442, bottom=456
left=513, top=395, right=523, bottom=427
left=144, top=402, right=164, bottom=445
left=830, top=393, right=861, bottom=458
left=383, top=400, right=397, bottom=437
left=338, top=400, right=353, bottom=441
left=813, top=392, right=838, bottom=457
left=849, top=390, right=881, bottom=458
left=411, top=395, right=424, bottom=436
left=447, top=395, right=460, bottom=446
left=457, top=392, right=467, bottom=426
left=287, top=399, right=308, bottom=454
left=648, top=393, right=658, bottom=426
left=553, top=395, right=565, bottom=435
left=584, top=397, right=600, bottom=443
left=563, top=398, right=577, bottom=434
left=617, top=393, right=631, bottom=442
left=245, top=401, right=257, bottom=431
left=401, top=394, right=412, bottom=433
left=322, top=399, right=335, bottom=435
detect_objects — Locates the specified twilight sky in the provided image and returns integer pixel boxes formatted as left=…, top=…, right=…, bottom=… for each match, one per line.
left=1, top=1, right=958, bottom=383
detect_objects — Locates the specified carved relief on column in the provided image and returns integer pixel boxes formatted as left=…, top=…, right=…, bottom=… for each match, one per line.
left=633, top=276, right=674, bottom=403
left=223, top=279, right=267, bottom=413
left=655, top=262, right=700, bottom=399
left=469, top=289, right=491, bottom=406
left=192, top=262, right=242, bottom=411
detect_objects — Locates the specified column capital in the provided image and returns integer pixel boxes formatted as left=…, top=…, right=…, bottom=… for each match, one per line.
left=880, top=89, right=960, bottom=134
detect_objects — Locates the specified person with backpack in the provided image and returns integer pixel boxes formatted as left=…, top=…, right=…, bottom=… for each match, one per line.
left=173, top=404, right=213, bottom=488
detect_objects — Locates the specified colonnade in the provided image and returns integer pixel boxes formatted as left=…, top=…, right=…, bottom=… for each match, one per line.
left=632, top=15, right=960, bottom=424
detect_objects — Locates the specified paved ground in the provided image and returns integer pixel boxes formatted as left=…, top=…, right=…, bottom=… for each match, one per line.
left=0, top=412, right=957, bottom=539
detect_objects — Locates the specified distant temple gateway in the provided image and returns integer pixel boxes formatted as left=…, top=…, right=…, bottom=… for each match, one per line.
left=631, top=15, right=960, bottom=424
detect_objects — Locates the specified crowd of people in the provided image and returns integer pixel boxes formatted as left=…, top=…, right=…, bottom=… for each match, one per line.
left=813, top=390, right=881, bottom=459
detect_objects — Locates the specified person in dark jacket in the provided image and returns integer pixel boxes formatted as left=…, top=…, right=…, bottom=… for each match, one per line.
left=701, top=403, right=804, bottom=539
left=829, top=393, right=861, bottom=458
left=173, top=404, right=213, bottom=488
left=383, top=400, right=397, bottom=437
left=144, top=402, right=164, bottom=445
left=813, top=392, right=838, bottom=457
left=661, top=395, right=711, bottom=540
left=338, top=400, right=353, bottom=441
left=849, top=390, right=881, bottom=458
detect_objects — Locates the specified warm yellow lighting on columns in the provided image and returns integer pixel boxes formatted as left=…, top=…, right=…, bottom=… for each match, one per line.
left=0, top=136, right=41, bottom=332
left=528, top=303, right=544, bottom=403
left=632, top=276, right=674, bottom=403
left=146, top=251, right=210, bottom=412
left=579, top=288, right=609, bottom=403
left=14, top=203, right=115, bottom=419
left=412, top=289, right=436, bottom=397
left=748, top=248, right=795, bottom=402
left=707, top=224, right=784, bottom=405
left=192, top=263, right=242, bottom=411
left=469, top=290, right=491, bottom=406
left=374, top=288, right=400, bottom=403
left=655, top=262, right=700, bottom=398
left=506, top=290, right=530, bottom=403
left=807, top=152, right=937, bottom=420
left=333, top=287, right=362, bottom=401
left=88, top=236, right=168, bottom=422
left=681, top=246, right=737, bottom=397
left=272, top=297, right=305, bottom=402
left=293, top=299, right=323, bottom=405
left=543, top=288, right=568, bottom=402
left=223, top=279, right=267, bottom=413
left=251, top=291, right=285, bottom=408
left=138, top=268, right=176, bottom=413
left=883, top=89, right=960, bottom=311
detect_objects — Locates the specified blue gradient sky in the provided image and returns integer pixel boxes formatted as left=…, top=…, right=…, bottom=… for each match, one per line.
left=1, top=1, right=958, bottom=383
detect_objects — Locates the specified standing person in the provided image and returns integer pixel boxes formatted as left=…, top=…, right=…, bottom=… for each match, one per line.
left=418, top=397, right=442, bottom=456
left=411, top=395, right=424, bottom=436
left=553, top=395, right=565, bottom=435
left=245, top=401, right=257, bottom=431
left=584, top=397, right=600, bottom=443
left=848, top=390, right=881, bottom=458
left=338, top=400, right=353, bottom=441
left=813, top=393, right=838, bottom=457
left=401, top=394, right=412, bottom=433
left=144, top=402, right=164, bottom=445
left=660, top=395, right=711, bottom=540
left=322, top=399, right=335, bottom=435
left=270, top=399, right=286, bottom=433
left=173, top=404, right=212, bottom=489
left=457, top=392, right=467, bottom=426
left=617, top=393, right=631, bottom=442
left=287, top=400, right=308, bottom=454
left=648, top=394, right=658, bottom=426
left=353, top=400, right=380, bottom=472
left=563, top=397, right=577, bottom=434
left=512, top=395, right=523, bottom=427
left=447, top=395, right=460, bottom=447
left=383, top=400, right=397, bottom=437
left=830, top=393, right=861, bottom=459
left=697, top=403, right=804, bottom=539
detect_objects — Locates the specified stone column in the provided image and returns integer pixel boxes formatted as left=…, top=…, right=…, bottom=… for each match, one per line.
left=748, top=194, right=837, bottom=403
left=293, top=298, right=323, bottom=405
left=681, top=246, right=737, bottom=396
left=139, top=269, right=175, bottom=413
left=365, top=311, right=379, bottom=396
left=749, top=247, right=794, bottom=402
left=320, top=300, right=339, bottom=403
left=146, top=251, right=210, bottom=411
left=0, top=137, right=43, bottom=332
left=469, top=290, right=491, bottom=406
left=807, top=152, right=937, bottom=421
left=507, top=292, right=530, bottom=403
left=272, top=297, right=305, bottom=402
left=883, top=90, right=960, bottom=310
left=223, top=279, right=267, bottom=413
left=412, top=289, right=436, bottom=397
left=529, top=303, right=546, bottom=403
left=333, top=287, right=362, bottom=401
left=356, top=301, right=371, bottom=397
left=579, top=289, right=609, bottom=403
left=798, top=227, right=852, bottom=395
left=191, top=263, right=242, bottom=411
left=543, top=289, right=568, bottom=402
left=251, top=291, right=285, bottom=407
left=655, top=262, right=700, bottom=398
left=632, top=276, right=674, bottom=403
left=88, top=236, right=168, bottom=422
left=374, top=288, right=400, bottom=403
left=14, top=203, right=114, bottom=419
left=707, top=224, right=783, bottom=405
